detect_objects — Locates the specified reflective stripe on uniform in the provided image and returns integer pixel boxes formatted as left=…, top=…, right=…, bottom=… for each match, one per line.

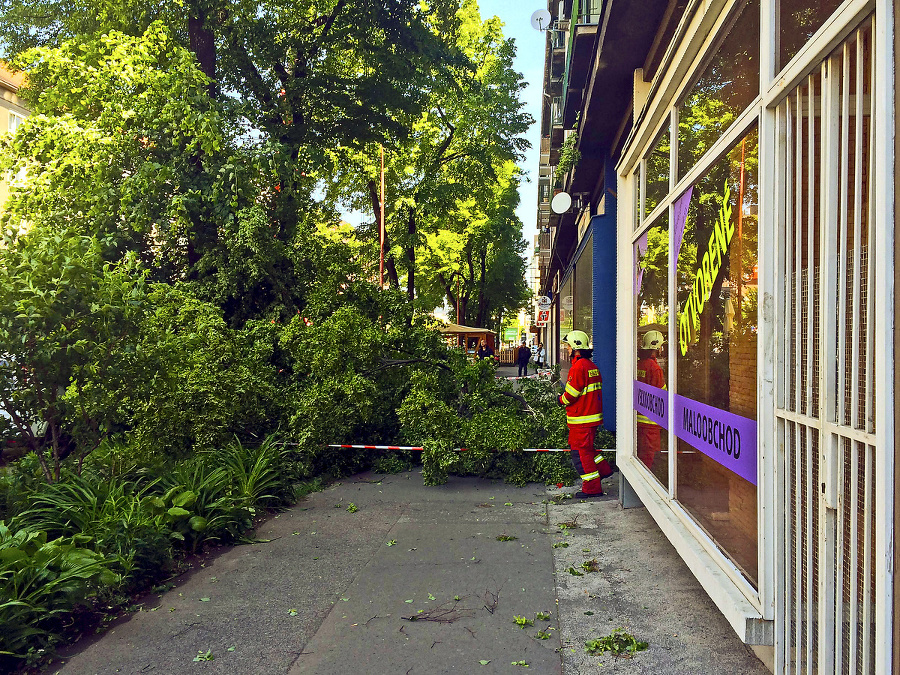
left=593, top=453, right=605, bottom=463
left=580, top=471, right=600, bottom=481
left=560, top=393, right=571, bottom=405
left=567, top=413, right=603, bottom=424
left=583, top=382, right=602, bottom=393
left=636, top=413, right=658, bottom=426
left=565, top=382, right=581, bottom=398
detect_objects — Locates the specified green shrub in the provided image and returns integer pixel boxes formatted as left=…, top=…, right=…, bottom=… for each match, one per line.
left=12, top=474, right=172, bottom=585
left=372, top=454, right=414, bottom=474
left=0, top=522, right=118, bottom=664
left=215, top=437, right=293, bottom=510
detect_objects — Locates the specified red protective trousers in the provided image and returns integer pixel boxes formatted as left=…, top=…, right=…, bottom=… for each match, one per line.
left=568, top=425, right=613, bottom=495
left=637, top=424, right=661, bottom=469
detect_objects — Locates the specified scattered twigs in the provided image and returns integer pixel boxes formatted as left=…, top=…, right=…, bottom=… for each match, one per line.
left=401, top=597, right=475, bottom=623
left=482, top=588, right=500, bottom=615
left=557, top=515, right=580, bottom=529
left=495, top=390, right=537, bottom=416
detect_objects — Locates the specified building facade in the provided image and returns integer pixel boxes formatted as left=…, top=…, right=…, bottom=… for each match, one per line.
left=0, top=64, right=28, bottom=213
left=536, top=0, right=896, bottom=671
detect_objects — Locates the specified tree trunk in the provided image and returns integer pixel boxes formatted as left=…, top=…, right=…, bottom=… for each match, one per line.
left=188, top=10, right=217, bottom=98
left=406, top=210, right=415, bottom=301
left=368, top=180, right=400, bottom=288
left=476, top=247, right=488, bottom=326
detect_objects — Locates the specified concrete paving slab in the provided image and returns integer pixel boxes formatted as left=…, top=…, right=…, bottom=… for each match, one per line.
left=546, top=485, right=771, bottom=675
left=49, top=469, right=769, bottom=675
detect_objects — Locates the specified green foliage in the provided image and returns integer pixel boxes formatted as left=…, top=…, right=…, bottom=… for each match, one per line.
left=120, top=286, right=286, bottom=460
left=400, top=361, right=579, bottom=486
left=584, top=629, right=649, bottom=658
left=12, top=474, right=170, bottom=584
left=513, top=615, right=534, bottom=629
left=372, top=455, right=413, bottom=474
left=556, top=131, right=581, bottom=179
left=0, top=522, right=118, bottom=663
left=0, top=226, right=148, bottom=481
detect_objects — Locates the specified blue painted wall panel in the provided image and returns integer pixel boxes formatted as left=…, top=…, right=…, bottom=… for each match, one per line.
left=592, top=160, right=617, bottom=432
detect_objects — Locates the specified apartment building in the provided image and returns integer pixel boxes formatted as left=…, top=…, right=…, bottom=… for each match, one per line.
left=0, top=64, right=28, bottom=211
left=535, top=0, right=897, bottom=671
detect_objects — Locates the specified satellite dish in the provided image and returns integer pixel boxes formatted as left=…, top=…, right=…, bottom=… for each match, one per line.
left=551, top=191, right=572, bottom=214
left=530, top=9, right=552, bottom=31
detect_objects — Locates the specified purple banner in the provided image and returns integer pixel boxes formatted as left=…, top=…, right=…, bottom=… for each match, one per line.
left=673, top=395, right=758, bottom=486
left=633, top=232, right=648, bottom=296
left=673, top=187, right=693, bottom=260
left=633, top=380, right=668, bottom=428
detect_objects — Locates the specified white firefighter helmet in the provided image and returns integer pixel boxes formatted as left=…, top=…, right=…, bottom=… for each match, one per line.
left=641, top=330, right=664, bottom=350
left=561, top=330, right=591, bottom=351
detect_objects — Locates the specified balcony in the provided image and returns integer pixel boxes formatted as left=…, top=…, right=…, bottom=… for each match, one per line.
left=561, top=0, right=600, bottom=127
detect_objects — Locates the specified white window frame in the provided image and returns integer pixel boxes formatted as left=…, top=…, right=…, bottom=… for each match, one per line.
left=7, top=110, right=25, bottom=134
left=618, top=0, right=894, bottom=663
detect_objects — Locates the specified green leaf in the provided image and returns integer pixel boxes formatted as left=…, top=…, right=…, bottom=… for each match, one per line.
left=167, top=507, right=191, bottom=518
left=188, top=516, right=208, bottom=532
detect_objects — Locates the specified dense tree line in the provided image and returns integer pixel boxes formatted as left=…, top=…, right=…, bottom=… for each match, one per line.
left=0, top=2, right=575, bottom=667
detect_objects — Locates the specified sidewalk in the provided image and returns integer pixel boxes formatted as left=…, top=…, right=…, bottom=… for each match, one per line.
left=51, top=471, right=769, bottom=674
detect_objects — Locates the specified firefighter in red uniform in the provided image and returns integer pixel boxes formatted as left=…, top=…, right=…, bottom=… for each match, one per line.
left=636, top=330, right=665, bottom=469
left=558, top=330, right=613, bottom=497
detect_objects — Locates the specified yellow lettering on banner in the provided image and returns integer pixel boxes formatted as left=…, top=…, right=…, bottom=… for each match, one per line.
left=694, top=268, right=705, bottom=315
left=678, top=180, right=736, bottom=356
left=679, top=312, right=690, bottom=355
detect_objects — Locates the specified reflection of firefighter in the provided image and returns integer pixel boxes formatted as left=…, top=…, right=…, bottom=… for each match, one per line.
left=637, top=330, right=665, bottom=469
left=558, top=331, right=613, bottom=497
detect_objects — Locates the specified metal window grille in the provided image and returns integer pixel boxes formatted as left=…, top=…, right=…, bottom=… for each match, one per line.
left=774, top=19, right=877, bottom=675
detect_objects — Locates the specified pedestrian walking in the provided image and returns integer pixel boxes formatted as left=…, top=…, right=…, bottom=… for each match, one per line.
left=538, top=342, right=546, bottom=368
left=558, top=330, right=613, bottom=497
left=516, top=340, right=531, bottom=377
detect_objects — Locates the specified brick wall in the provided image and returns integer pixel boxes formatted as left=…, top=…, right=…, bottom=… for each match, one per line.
left=728, top=330, right=758, bottom=542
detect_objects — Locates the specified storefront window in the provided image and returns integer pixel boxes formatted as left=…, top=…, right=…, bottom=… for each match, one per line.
left=574, top=237, right=593, bottom=339
left=559, top=272, right=574, bottom=377
left=634, top=213, right=669, bottom=488
left=677, top=0, right=759, bottom=182
left=645, top=125, right=670, bottom=219
left=675, top=126, right=759, bottom=585
left=779, top=0, right=843, bottom=71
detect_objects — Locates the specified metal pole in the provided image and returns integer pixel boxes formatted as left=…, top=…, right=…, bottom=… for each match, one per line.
left=380, top=145, right=385, bottom=288
left=456, top=273, right=461, bottom=325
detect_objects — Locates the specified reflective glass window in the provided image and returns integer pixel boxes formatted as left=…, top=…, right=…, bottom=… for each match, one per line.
left=675, top=125, right=759, bottom=585
left=779, top=0, right=843, bottom=70
left=645, top=125, right=671, bottom=219
left=559, top=272, right=574, bottom=380
left=635, top=213, right=670, bottom=488
left=678, top=0, right=759, bottom=182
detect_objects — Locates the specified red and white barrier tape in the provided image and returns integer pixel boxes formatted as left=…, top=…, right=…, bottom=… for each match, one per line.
left=328, top=444, right=617, bottom=454
left=328, top=444, right=424, bottom=451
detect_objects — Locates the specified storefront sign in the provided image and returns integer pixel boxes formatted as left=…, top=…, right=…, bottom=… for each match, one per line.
left=674, top=395, right=757, bottom=486
left=633, top=380, right=668, bottom=427
left=632, top=382, right=758, bottom=485
left=537, top=296, right=552, bottom=310
left=678, top=181, right=735, bottom=356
